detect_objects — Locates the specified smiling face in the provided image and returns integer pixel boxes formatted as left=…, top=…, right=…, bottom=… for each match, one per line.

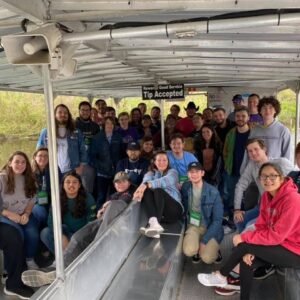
left=142, top=140, right=154, bottom=153
left=114, top=179, right=130, bottom=193
left=170, top=138, right=184, bottom=155
left=235, top=110, right=249, bottom=127
left=55, top=106, right=69, bottom=125
left=259, top=165, right=284, bottom=195
left=35, top=150, right=49, bottom=170
left=9, top=154, right=27, bottom=175
left=201, top=127, right=213, bottom=142
left=260, top=104, right=276, bottom=122
left=246, top=142, right=267, bottom=163
left=79, top=104, right=91, bottom=121
left=63, top=175, right=81, bottom=198
left=248, top=95, right=259, bottom=113
left=213, top=110, right=226, bottom=125
left=119, top=115, right=129, bottom=129
left=154, top=154, right=169, bottom=172
left=188, top=168, right=205, bottom=184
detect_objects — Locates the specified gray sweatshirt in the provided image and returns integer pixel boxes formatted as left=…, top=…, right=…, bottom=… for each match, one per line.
left=240, top=120, right=292, bottom=173
left=0, top=173, right=35, bottom=215
left=234, top=157, right=294, bottom=210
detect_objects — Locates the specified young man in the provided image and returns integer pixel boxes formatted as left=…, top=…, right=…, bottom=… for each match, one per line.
left=223, top=107, right=250, bottom=218
left=213, top=107, right=235, bottom=145
left=247, top=93, right=263, bottom=127
left=227, top=94, right=245, bottom=122
left=21, top=172, right=135, bottom=288
left=150, top=106, right=161, bottom=130
left=175, top=101, right=198, bottom=137
left=170, top=104, right=182, bottom=121
left=75, top=101, right=100, bottom=193
left=189, top=113, right=204, bottom=139
left=181, top=162, right=224, bottom=264
left=37, top=104, right=87, bottom=176
left=241, top=96, right=292, bottom=173
left=116, top=141, right=149, bottom=186
left=167, top=133, right=198, bottom=184
left=94, top=99, right=107, bottom=127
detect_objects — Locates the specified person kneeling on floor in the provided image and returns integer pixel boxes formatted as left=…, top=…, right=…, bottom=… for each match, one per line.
left=181, top=162, right=224, bottom=264
left=21, top=171, right=135, bottom=288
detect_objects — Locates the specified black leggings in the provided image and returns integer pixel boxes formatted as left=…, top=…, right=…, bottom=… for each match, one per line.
left=0, top=223, right=26, bottom=290
left=220, top=243, right=300, bottom=300
left=142, top=188, right=183, bottom=223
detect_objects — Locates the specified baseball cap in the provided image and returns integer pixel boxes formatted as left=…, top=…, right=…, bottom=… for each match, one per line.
left=113, top=171, right=130, bottom=183
left=187, top=161, right=204, bottom=171
left=127, top=141, right=141, bottom=151
left=232, top=94, right=243, bottom=103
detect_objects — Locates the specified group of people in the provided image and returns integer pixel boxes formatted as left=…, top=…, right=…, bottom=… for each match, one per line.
left=0, top=93, right=300, bottom=300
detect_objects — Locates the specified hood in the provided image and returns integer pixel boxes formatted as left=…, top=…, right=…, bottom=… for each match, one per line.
left=266, top=178, right=298, bottom=205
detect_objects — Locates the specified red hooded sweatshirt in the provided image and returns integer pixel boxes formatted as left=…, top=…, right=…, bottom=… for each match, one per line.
left=241, top=178, right=300, bottom=255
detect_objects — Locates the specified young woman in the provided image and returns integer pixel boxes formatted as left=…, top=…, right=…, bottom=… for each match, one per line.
left=0, top=151, right=39, bottom=270
left=194, top=124, right=223, bottom=186
left=129, top=107, right=143, bottom=138
left=198, top=162, right=300, bottom=300
left=40, top=171, right=96, bottom=254
left=90, top=116, right=123, bottom=209
left=140, top=136, right=154, bottom=161
left=234, top=138, right=293, bottom=233
left=133, top=151, right=183, bottom=238
left=31, top=148, right=51, bottom=228
left=141, top=114, right=157, bottom=138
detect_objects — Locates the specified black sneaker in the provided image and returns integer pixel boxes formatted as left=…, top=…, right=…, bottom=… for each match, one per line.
left=4, top=285, right=34, bottom=300
left=215, top=251, right=223, bottom=264
left=192, top=254, right=201, bottom=264
left=253, top=265, right=275, bottom=280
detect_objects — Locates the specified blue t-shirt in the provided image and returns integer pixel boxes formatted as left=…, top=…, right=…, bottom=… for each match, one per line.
left=232, top=130, right=250, bottom=176
left=167, top=151, right=198, bottom=178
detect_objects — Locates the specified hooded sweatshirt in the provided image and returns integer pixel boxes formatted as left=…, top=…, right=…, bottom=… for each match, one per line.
left=241, top=178, right=300, bottom=255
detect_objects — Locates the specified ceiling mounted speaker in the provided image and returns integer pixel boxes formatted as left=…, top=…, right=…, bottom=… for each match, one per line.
left=1, top=24, right=62, bottom=65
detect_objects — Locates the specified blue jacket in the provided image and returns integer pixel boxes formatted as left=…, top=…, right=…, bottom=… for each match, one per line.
left=37, top=128, right=88, bottom=170
left=90, top=131, right=123, bottom=177
left=181, top=181, right=224, bottom=244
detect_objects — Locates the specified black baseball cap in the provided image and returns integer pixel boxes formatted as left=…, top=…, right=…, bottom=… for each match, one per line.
left=187, top=161, right=204, bottom=171
left=127, top=141, right=141, bottom=151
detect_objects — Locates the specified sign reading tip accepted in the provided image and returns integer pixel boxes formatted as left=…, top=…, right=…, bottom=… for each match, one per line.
left=142, top=84, right=184, bottom=100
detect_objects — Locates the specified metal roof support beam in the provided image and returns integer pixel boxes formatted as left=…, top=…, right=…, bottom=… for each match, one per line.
left=62, top=12, right=300, bottom=43
left=0, top=0, right=48, bottom=24
left=51, top=0, right=300, bottom=11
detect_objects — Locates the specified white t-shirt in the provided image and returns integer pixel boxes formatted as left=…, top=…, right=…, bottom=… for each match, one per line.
left=57, top=128, right=71, bottom=173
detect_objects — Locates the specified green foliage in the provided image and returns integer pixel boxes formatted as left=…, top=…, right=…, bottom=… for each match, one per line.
left=0, top=89, right=296, bottom=137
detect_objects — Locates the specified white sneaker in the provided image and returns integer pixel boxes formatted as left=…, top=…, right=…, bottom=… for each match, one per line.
left=26, top=259, right=39, bottom=270
left=145, top=218, right=164, bottom=238
left=197, top=272, right=227, bottom=287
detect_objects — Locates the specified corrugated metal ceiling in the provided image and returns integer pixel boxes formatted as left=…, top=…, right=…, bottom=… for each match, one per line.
left=0, top=1, right=300, bottom=97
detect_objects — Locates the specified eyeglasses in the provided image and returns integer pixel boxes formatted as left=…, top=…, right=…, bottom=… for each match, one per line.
left=258, top=174, right=281, bottom=181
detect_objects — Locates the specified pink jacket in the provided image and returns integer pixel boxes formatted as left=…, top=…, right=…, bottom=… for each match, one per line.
left=241, top=178, right=300, bottom=255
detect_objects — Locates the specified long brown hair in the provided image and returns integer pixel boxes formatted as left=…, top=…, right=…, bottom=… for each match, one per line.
left=1, top=151, right=37, bottom=198
left=60, top=171, right=87, bottom=218
left=149, top=151, right=170, bottom=174
left=31, top=147, right=49, bottom=174
left=54, top=104, right=75, bottom=133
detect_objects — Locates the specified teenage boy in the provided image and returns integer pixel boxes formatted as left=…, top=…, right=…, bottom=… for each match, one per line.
left=181, top=162, right=224, bottom=264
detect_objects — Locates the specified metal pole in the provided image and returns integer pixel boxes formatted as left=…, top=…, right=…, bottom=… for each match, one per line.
left=160, top=99, right=165, bottom=150
left=42, top=65, right=65, bottom=281
left=295, top=83, right=300, bottom=164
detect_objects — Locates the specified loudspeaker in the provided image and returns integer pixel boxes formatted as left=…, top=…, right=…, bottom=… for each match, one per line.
left=1, top=24, right=62, bottom=65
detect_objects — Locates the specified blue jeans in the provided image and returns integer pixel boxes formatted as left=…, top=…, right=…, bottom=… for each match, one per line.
left=40, top=225, right=72, bottom=254
left=0, top=215, right=39, bottom=259
left=96, top=176, right=112, bottom=210
left=223, top=172, right=239, bottom=218
left=235, top=205, right=260, bottom=233
left=32, top=204, right=49, bottom=229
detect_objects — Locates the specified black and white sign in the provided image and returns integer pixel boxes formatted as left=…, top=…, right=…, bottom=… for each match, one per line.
left=142, top=84, right=184, bottom=100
